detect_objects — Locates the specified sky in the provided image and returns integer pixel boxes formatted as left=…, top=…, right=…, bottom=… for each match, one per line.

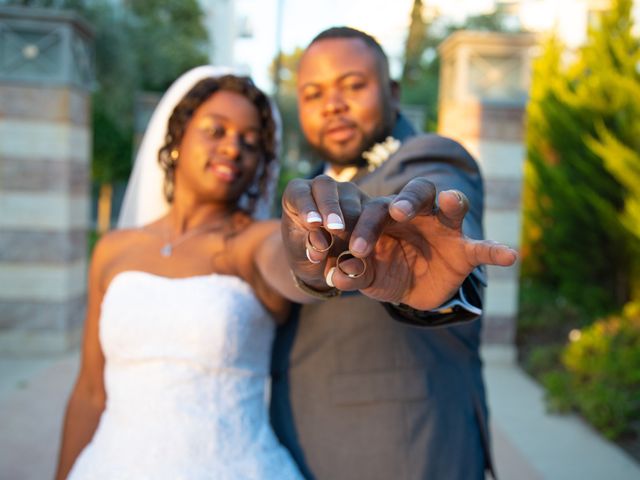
left=226, top=0, right=640, bottom=92
left=232, top=0, right=497, bottom=91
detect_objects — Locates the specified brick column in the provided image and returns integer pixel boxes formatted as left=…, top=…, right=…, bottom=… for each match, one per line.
left=0, top=6, right=94, bottom=354
left=438, top=31, right=537, bottom=344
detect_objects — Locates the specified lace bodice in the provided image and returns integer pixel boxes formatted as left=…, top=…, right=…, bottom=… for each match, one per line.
left=68, top=271, right=302, bottom=480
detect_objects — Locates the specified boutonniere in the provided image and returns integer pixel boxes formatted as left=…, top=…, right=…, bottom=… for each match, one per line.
left=362, top=136, right=401, bottom=172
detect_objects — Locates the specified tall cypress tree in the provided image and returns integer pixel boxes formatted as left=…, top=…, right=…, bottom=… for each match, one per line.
left=402, top=0, right=428, bottom=85
left=584, top=0, right=640, bottom=301
left=521, top=0, right=638, bottom=315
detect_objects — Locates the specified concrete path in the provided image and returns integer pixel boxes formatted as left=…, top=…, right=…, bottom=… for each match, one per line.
left=0, top=352, right=78, bottom=480
left=484, top=346, right=640, bottom=480
left=0, top=346, right=638, bottom=479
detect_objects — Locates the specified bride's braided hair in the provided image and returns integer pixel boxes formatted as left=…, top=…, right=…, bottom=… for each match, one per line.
left=158, top=75, right=277, bottom=211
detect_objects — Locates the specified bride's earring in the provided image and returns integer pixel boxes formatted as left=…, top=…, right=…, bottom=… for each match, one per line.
left=163, top=149, right=180, bottom=203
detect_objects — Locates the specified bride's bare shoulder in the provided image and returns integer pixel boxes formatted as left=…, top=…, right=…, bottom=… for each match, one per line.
left=89, top=228, right=151, bottom=283
left=93, top=228, right=147, bottom=258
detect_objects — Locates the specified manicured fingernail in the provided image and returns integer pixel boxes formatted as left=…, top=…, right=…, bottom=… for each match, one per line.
left=306, top=248, right=322, bottom=264
left=325, top=267, right=336, bottom=287
left=326, top=213, right=344, bottom=230
left=392, top=199, right=414, bottom=217
left=446, top=190, right=464, bottom=205
left=351, top=237, right=368, bottom=255
left=306, top=211, right=322, bottom=224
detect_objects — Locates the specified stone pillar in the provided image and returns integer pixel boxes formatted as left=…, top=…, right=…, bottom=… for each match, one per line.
left=0, top=6, right=94, bottom=354
left=438, top=31, right=537, bottom=344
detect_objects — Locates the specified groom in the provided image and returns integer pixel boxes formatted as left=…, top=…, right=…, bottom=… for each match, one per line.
left=270, top=27, right=501, bottom=480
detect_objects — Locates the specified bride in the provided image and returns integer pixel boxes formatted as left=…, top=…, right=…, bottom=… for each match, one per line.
left=55, top=66, right=309, bottom=479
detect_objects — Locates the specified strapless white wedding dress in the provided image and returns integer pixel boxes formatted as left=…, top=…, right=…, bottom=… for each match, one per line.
left=68, top=271, right=303, bottom=480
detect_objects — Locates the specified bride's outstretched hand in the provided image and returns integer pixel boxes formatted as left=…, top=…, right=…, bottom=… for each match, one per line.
left=281, top=176, right=517, bottom=310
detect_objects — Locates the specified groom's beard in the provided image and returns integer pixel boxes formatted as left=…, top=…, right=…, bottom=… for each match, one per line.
left=311, top=126, right=390, bottom=168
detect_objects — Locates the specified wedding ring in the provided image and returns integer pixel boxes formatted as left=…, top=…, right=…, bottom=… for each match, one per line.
left=306, top=228, right=334, bottom=253
left=305, top=248, right=322, bottom=264
left=336, top=251, right=367, bottom=279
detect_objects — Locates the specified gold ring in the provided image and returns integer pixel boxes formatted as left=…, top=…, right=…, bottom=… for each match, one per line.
left=336, top=251, right=367, bottom=279
left=306, top=228, right=334, bottom=253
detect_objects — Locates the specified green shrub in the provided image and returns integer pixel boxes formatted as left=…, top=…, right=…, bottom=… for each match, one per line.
left=543, top=302, right=640, bottom=439
left=524, top=344, right=563, bottom=378
left=518, top=280, right=588, bottom=334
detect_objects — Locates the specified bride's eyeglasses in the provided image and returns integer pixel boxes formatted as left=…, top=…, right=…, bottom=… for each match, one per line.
left=201, top=123, right=263, bottom=154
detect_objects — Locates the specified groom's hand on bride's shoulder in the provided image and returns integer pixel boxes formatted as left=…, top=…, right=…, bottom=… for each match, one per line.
left=280, top=175, right=518, bottom=309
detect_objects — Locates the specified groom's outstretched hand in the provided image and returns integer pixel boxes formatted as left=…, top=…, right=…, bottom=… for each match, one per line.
left=281, top=175, right=517, bottom=310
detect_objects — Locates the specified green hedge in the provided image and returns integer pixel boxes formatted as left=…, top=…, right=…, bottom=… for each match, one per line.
left=542, top=302, right=640, bottom=439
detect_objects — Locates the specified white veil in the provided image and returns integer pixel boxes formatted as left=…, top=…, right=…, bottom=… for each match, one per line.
left=117, top=65, right=281, bottom=229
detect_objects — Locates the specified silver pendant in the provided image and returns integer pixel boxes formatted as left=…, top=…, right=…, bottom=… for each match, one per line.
left=160, top=244, right=172, bottom=257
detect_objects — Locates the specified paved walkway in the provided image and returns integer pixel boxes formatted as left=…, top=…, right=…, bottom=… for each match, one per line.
left=0, top=346, right=639, bottom=479
left=484, top=346, right=640, bottom=480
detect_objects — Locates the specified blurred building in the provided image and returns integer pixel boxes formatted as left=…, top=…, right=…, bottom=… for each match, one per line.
left=198, top=0, right=261, bottom=80
left=198, top=0, right=236, bottom=66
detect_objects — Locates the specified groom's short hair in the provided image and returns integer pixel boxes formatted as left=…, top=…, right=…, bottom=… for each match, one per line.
left=307, top=26, right=391, bottom=78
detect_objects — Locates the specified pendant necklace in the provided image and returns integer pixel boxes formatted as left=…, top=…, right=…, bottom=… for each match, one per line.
left=160, top=218, right=230, bottom=257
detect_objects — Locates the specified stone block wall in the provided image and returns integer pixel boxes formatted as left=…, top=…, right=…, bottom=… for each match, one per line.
left=0, top=84, right=91, bottom=353
left=0, top=6, right=93, bottom=354
left=438, top=31, right=537, bottom=344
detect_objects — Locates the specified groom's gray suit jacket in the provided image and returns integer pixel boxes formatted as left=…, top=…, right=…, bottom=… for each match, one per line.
left=271, top=116, right=493, bottom=480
